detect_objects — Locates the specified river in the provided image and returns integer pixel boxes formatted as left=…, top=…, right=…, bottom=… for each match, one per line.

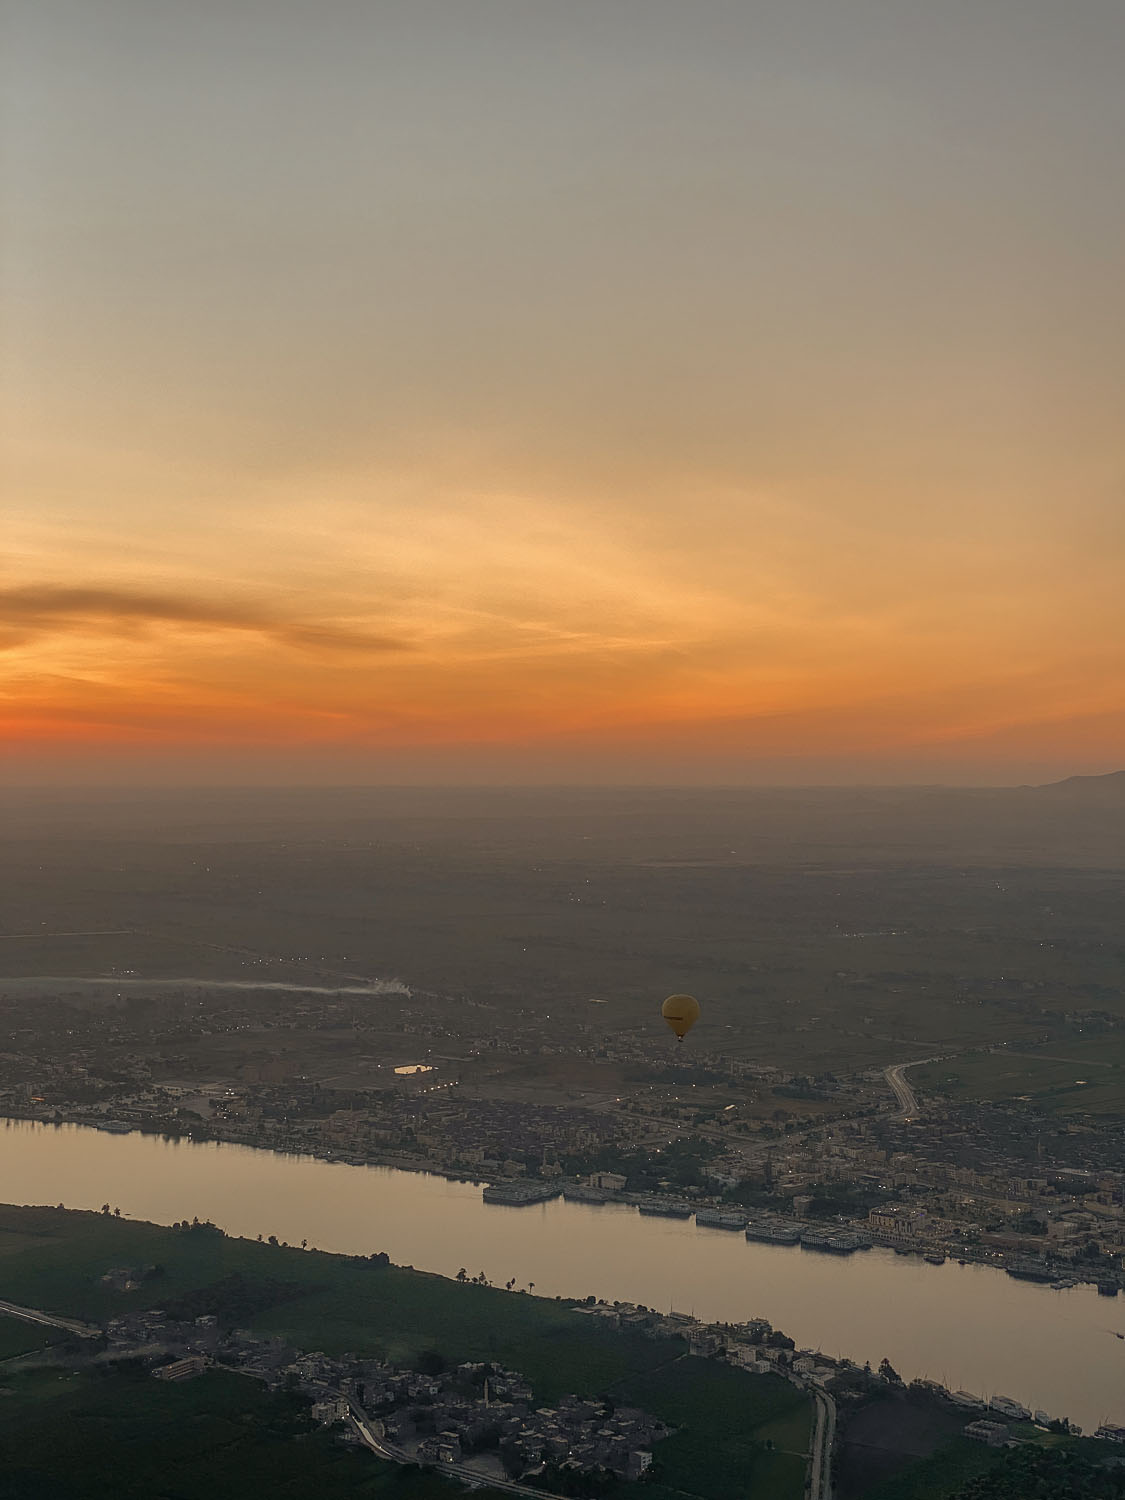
left=2, top=1119, right=1121, bottom=1431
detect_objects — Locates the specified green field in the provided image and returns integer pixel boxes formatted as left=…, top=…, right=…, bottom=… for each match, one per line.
left=0, top=1363, right=504, bottom=1500
left=0, top=1313, right=62, bottom=1361
left=863, top=1433, right=1125, bottom=1500
left=617, top=1357, right=809, bottom=1500
left=913, top=1036, right=1125, bottom=1116
left=862, top=1437, right=1009, bottom=1499
left=0, top=1205, right=680, bottom=1395
left=0, top=1205, right=810, bottom=1500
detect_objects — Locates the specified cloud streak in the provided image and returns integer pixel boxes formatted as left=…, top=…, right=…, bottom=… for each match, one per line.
left=0, top=586, right=411, bottom=656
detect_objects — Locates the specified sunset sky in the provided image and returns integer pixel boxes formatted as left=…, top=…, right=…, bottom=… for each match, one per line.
left=5, top=1, right=1124, bottom=784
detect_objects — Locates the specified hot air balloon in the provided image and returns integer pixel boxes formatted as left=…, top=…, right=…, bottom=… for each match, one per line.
left=662, top=993, right=700, bottom=1043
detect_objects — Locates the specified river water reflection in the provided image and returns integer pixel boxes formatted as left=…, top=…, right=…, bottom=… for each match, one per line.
left=2, top=1120, right=1122, bottom=1430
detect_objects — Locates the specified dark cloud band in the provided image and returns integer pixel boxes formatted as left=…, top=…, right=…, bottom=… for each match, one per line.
left=0, top=586, right=410, bottom=655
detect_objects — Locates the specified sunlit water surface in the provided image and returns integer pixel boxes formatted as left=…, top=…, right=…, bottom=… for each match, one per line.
left=2, top=1120, right=1121, bottom=1430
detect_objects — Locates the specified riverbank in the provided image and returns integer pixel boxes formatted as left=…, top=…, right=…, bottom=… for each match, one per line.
left=0, top=1201, right=811, bottom=1500
left=7, top=1111, right=1118, bottom=1297
left=2, top=1200, right=1118, bottom=1500
left=0, top=1107, right=492, bottom=1188
left=0, top=1118, right=1121, bottom=1430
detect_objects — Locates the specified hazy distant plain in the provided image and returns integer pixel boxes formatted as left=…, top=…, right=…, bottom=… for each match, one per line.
left=2, top=785, right=1123, bottom=1083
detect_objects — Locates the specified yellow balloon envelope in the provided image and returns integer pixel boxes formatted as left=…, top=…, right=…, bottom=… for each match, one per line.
left=662, top=993, right=700, bottom=1042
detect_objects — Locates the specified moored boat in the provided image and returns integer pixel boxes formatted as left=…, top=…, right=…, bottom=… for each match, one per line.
left=696, top=1208, right=747, bottom=1230
left=638, top=1197, right=693, bottom=1218
left=562, top=1184, right=610, bottom=1204
left=482, top=1182, right=560, bottom=1206
left=745, top=1219, right=800, bottom=1244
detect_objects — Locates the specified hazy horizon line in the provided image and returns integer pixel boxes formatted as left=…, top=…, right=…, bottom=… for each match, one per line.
left=3, top=771, right=1121, bottom=795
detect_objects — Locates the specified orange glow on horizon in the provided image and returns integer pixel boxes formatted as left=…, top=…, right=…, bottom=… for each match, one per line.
left=5, top=4, right=1124, bottom=785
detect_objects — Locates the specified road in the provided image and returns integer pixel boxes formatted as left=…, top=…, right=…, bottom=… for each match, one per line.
left=806, top=1386, right=836, bottom=1500
left=348, top=1405, right=559, bottom=1498
left=1024, top=1053, right=1113, bottom=1068
left=883, top=1055, right=948, bottom=1120
left=0, top=1299, right=101, bottom=1339
left=883, top=1063, right=920, bottom=1119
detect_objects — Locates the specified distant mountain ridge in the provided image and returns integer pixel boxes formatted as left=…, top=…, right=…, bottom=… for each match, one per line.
left=1029, top=769, right=1125, bottom=800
